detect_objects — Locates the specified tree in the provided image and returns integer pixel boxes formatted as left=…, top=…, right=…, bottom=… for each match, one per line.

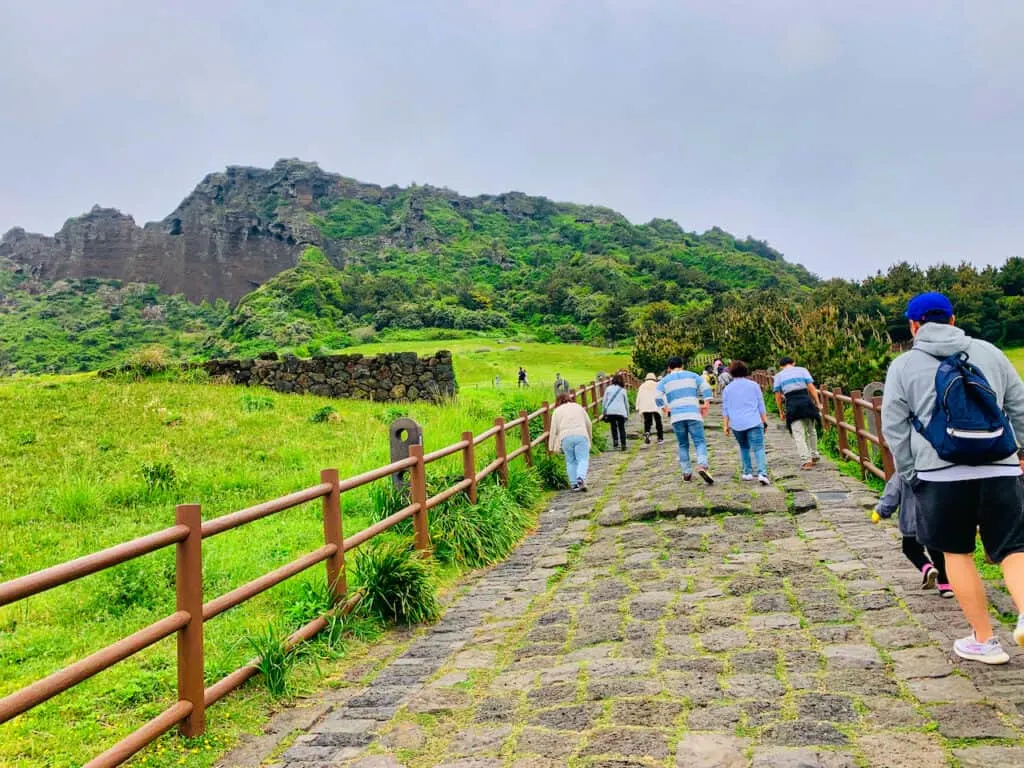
left=631, top=317, right=700, bottom=376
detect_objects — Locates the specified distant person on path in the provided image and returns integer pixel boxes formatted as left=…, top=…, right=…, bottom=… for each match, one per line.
left=773, top=357, right=822, bottom=470
left=882, top=291, right=1024, bottom=665
left=721, top=360, right=770, bottom=485
left=601, top=374, right=631, bottom=451
left=554, top=373, right=570, bottom=396
left=518, top=367, right=528, bottom=388
left=873, top=472, right=953, bottom=598
left=656, top=356, right=714, bottom=484
left=636, top=373, right=664, bottom=445
left=494, top=374, right=501, bottom=389
left=548, top=392, right=593, bottom=492
left=717, top=363, right=734, bottom=398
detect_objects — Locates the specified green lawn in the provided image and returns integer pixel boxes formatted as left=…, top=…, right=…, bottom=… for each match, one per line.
left=0, top=341, right=622, bottom=768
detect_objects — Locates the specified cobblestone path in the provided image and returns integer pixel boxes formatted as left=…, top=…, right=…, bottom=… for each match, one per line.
left=224, top=409, right=1024, bottom=768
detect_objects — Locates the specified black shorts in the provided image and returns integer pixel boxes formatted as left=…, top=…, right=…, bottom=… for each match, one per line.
left=914, top=477, right=1024, bottom=562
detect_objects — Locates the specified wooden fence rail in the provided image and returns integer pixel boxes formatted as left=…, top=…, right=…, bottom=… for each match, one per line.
left=750, top=370, right=895, bottom=482
left=0, top=371, right=637, bottom=768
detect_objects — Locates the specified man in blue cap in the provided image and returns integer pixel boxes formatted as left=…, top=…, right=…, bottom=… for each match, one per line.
left=882, top=292, right=1024, bottom=664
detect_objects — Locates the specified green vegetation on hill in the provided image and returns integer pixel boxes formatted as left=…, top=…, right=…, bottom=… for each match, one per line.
left=0, top=341, right=620, bottom=767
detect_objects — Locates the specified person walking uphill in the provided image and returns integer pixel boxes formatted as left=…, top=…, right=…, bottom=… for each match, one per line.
left=721, top=360, right=770, bottom=485
left=601, top=374, right=630, bottom=451
left=882, top=291, right=1024, bottom=665
left=774, top=357, right=822, bottom=470
left=636, top=373, right=664, bottom=444
left=656, top=356, right=714, bottom=484
left=548, top=392, right=593, bottom=492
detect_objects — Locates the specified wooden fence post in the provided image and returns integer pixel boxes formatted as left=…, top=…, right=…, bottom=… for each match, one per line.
left=494, top=417, right=509, bottom=486
left=461, top=430, right=477, bottom=503
left=175, top=503, right=205, bottom=737
left=851, top=390, right=870, bottom=477
left=408, top=445, right=430, bottom=552
left=320, top=469, right=345, bottom=603
left=542, top=402, right=552, bottom=455
left=873, top=396, right=896, bottom=479
left=519, top=410, right=533, bottom=467
left=580, top=385, right=588, bottom=412
left=833, top=387, right=849, bottom=458
left=591, top=382, right=599, bottom=417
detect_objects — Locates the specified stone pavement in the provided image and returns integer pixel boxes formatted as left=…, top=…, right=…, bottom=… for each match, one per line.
left=222, top=408, right=1024, bottom=768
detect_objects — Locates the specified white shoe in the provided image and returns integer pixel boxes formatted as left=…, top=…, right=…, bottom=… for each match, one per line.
left=741, top=474, right=754, bottom=481
left=757, top=475, right=770, bottom=486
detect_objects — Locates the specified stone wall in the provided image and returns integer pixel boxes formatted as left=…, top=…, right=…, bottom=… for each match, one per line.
left=202, top=350, right=456, bottom=402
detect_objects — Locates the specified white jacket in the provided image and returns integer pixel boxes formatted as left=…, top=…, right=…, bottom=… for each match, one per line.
left=636, top=380, right=659, bottom=413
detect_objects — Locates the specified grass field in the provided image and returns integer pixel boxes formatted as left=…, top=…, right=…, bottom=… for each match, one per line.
left=0, top=341, right=626, bottom=768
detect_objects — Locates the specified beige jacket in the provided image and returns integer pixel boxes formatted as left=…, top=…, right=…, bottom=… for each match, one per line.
left=636, top=380, right=659, bottom=413
left=547, top=402, right=592, bottom=453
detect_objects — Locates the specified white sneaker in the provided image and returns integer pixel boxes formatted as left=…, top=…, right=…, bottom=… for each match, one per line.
left=1014, top=615, right=1024, bottom=647
left=757, top=475, right=770, bottom=486
left=953, top=634, right=1010, bottom=665
left=741, top=473, right=754, bottom=481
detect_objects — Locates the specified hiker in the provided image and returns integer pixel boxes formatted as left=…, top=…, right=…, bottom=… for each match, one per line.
left=601, top=373, right=630, bottom=451
left=636, top=372, right=664, bottom=445
left=656, top=356, right=714, bottom=484
left=548, top=392, right=593, bottom=492
left=873, top=472, right=953, bottom=598
left=518, top=367, right=528, bottom=388
left=721, top=360, right=770, bottom=485
left=883, top=291, right=1024, bottom=665
left=494, top=374, right=501, bottom=389
left=554, top=373, right=570, bottom=396
left=773, top=356, right=822, bottom=470
left=717, top=362, right=734, bottom=398
left=702, top=365, right=718, bottom=393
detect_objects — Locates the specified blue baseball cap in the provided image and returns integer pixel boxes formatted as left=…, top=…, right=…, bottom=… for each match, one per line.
left=905, top=292, right=954, bottom=322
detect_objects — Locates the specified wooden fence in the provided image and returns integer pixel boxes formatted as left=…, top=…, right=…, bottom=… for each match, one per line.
left=0, top=372, right=638, bottom=768
left=750, top=370, right=895, bottom=482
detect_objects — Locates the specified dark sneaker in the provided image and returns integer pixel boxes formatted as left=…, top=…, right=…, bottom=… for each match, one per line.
left=619, top=444, right=627, bottom=452
left=578, top=482, right=588, bottom=493
left=696, top=466, right=714, bottom=485
left=569, top=481, right=581, bottom=492
left=811, top=456, right=821, bottom=464
left=953, top=634, right=1009, bottom=664
left=612, top=443, right=620, bottom=450
left=683, top=473, right=693, bottom=482
left=921, top=564, right=938, bottom=590
left=644, top=434, right=651, bottom=445
left=938, top=583, right=954, bottom=599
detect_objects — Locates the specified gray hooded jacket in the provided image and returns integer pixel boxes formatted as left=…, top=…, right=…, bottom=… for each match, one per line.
left=881, top=323, right=1024, bottom=482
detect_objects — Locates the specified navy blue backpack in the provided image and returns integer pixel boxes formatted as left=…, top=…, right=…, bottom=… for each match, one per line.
left=910, top=350, right=1017, bottom=465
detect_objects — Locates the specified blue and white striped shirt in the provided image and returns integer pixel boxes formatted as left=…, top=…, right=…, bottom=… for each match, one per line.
left=655, top=370, right=712, bottom=424
left=773, top=366, right=814, bottom=395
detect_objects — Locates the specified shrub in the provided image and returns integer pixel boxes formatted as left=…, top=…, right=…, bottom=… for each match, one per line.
left=375, top=405, right=410, bottom=424
left=369, top=480, right=411, bottom=524
left=428, top=496, right=489, bottom=568
left=282, top=576, right=336, bottom=627
left=591, top=431, right=609, bottom=454
left=506, top=463, right=542, bottom=508
left=248, top=622, right=297, bottom=699
left=140, top=461, right=177, bottom=493
left=474, top=483, right=533, bottom=562
left=352, top=538, right=440, bottom=625
left=536, top=452, right=570, bottom=490
left=241, top=393, right=275, bottom=412
left=309, top=405, right=339, bottom=423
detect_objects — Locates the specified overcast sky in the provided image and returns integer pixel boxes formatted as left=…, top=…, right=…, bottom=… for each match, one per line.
left=1, top=1, right=1022, bottom=279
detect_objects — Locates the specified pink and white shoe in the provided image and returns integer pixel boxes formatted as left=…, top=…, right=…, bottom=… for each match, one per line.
left=920, top=564, right=938, bottom=590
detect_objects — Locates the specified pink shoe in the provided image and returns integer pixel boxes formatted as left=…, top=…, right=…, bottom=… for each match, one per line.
left=921, top=564, right=938, bottom=590
left=937, top=583, right=954, bottom=599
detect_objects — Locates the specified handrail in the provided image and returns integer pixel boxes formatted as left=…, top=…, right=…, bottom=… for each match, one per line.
left=423, top=440, right=469, bottom=464
left=0, top=370, right=632, bottom=767
left=0, top=524, right=190, bottom=606
left=202, top=484, right=331, bottom=538
left=0, top=611, right=189, bottom=723
left=202, top=545, right=337, bottom=621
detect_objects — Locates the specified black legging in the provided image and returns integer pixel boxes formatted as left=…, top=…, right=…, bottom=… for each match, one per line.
left=607, top=415, right=627, bottom=447
left=642, top=412, right=664, bottom=440
left=902, top=537, right=948, bottom=583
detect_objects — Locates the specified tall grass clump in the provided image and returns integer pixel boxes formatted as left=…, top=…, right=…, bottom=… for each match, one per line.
left=241, top=393, right=275, bottom=412
left=49, top=476, right=103, bottom=522
left=535, top=452, right=570, bottom=490
left=352, top=538, right=440, bottom=625
left=248, top=622, right=298, bottom=699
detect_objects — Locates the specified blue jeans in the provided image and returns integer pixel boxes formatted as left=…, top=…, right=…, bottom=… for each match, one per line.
left=561, top=435, right=591, bottom=485
left=672, top=420, right=708, bottom=475
left=733, top=425, right=768, bottom=476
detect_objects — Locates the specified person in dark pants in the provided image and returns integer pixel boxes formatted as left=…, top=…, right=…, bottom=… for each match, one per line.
left=636, top=373, right=664, bottom=444
left=874, top=473, right=953, bottom=598
left=601, top=373, right=630, bottom=451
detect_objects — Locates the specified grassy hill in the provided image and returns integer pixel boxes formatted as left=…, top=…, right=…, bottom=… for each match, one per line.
left=0, top=341, right=625, bottom=768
